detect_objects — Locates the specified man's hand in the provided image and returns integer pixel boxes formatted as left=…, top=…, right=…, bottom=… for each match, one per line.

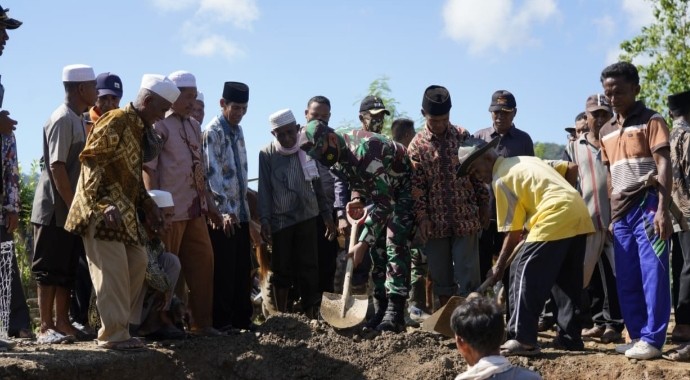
left=487, top=262, right=506, bottom=286
left=207, top=208, right=223, bottom=229
left=260, top=223, right=272, bottom=244
left=143, top=203, right=163, bottom=234
left=346, top=199, right=365, bottom=220
left=337, top=218, right=350, bottom=236
left=5, top=212, right=18, bottom=234
left=104, top=205, right=123, bottom=229
left=348, top=241, right=369, bottom=268
left=655, top=209, right=673, bottom=241
left=417, top=218, right=432, bottom=245
left=0, top=110, right=17, bottom=136
left=324, top=218, right=337, bottom=241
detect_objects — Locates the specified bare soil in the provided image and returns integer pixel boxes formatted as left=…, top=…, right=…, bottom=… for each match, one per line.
left=1, top=314, right=690, bottom=380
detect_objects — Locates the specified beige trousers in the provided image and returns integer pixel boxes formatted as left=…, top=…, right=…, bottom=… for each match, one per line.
left=83, top=222, right=147, bottom=343
left=583, top=230, right=615, bottom=288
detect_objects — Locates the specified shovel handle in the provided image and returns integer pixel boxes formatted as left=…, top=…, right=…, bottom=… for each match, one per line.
left=341, top=210, right=368, bottom=318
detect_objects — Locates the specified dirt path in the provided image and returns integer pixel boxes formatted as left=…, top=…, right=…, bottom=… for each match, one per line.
left=1, top=314, right=690, bottom=379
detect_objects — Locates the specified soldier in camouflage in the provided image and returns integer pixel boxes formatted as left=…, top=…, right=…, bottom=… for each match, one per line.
left=300, top=119, right=413, bottom=332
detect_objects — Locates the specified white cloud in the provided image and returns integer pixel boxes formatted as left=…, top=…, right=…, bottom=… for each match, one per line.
left=151, top=0, right=259, bottom=61
left=604, top=47, right=623, bottom=65
left=621, top=0, right=655, bottom=31
left=198, top=0, right=259, bottom=30
left=442, top=0, right=558, bottom=54
left=184, top=34, right=245, bottom=60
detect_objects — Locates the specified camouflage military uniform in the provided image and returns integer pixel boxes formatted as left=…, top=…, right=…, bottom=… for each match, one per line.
left=330, top=129, right=414, bottom=298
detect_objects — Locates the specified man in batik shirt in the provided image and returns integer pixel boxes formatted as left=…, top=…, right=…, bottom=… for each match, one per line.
left=299, top=119, right=413, bottom=333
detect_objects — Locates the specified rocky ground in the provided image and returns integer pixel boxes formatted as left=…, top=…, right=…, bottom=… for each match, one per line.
left=1, top=313, right=690, bottom=380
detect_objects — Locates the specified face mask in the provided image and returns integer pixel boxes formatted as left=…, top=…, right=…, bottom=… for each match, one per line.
left=368, top=118, right=384, bottom=133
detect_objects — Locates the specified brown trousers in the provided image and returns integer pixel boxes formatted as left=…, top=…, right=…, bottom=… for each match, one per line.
left=162, top=216, right=214, bottom=329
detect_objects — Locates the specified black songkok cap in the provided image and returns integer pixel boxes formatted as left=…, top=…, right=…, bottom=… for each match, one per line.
left=422, top=85, right=452, bottom=116
left=223, top=81, right=249, bottom=103
left=668, top=90, right=690, bottom=116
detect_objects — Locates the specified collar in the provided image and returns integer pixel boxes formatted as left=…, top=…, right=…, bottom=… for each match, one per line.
left=422, top=122, right=459, bottom=140
left=673, top=118, right=690, bottom=130
left=128, top=103, right=149, bottom=129
left=613, top=101, right=645, bottom=128
left=491, top=124, right=515, bottom=137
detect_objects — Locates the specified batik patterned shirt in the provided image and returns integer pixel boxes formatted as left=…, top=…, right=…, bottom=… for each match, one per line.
left=330, top=129, right=413, bottom=246
left=671, top=118, right=690, bottom=227
left=65, top=103, right=156, bottom=245
left=407, top=124, right=489, bottom=239
left=202, top=115, right=250, bottom=223
left=0, top=133, right=19, bottom=226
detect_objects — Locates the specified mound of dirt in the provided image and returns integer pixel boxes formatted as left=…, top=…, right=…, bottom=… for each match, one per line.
left=1, top=314, right=690, bottom=379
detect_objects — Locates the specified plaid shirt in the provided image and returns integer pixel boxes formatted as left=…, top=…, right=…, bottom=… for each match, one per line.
left=408, top=124, right=489, bottom=238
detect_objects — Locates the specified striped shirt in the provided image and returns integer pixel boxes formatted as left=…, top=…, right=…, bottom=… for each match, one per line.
left=258, top=142, right=330, bottom=233
left=566, top=134, right=611, bottom=231
left=599, top=102, right=669, bottom=222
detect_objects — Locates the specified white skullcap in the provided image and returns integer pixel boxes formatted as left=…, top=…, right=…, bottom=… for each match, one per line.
left=196, top=92, right=204, bottom=102
left=148, top=190, right=174, bottom=208
left=269, top=108, right=296, bottom=130
left=168, top=70, right=196, bottom=88
left=62, top=64, right=96, bottom=82
left=140, top=74, right=181, bottom=104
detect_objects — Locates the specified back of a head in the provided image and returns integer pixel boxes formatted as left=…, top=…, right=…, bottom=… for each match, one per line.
left=450, top=297, right=504, bottom=356
left=391, top=118, right=415, bottom=143
left=600, top=61, right=639, bottom=85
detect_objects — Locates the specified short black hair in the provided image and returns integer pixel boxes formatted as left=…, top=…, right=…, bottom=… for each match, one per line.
left=575, top=112, right=586, bottom=122
left=307, top=95, right=331, bottom=109
left=391, top=118, right=415, bottom=142
left=450, top=297, right=505, bottom=356
left=600, top=61, right=640, bottom=85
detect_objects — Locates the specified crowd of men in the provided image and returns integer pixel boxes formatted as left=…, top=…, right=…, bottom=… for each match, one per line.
left=2, top=6, right=690, bottom=373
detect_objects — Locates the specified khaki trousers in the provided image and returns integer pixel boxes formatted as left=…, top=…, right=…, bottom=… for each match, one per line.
left=83, top=222, right=147, bottom=343
left=162, top=216, right=214, bottom=329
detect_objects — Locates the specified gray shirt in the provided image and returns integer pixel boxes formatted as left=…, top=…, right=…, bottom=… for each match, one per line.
left=473, top=124, right=535, bottom=157
left=31, top=103, right=86, bottom=227
left=258, top=142, right=329, bottom=233
left=566, top=134, right=611, bottom=231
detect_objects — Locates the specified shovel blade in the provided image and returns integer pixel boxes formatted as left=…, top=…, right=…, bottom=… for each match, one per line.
left=421, top=296, right=465, bottom=338
left=320, top=292, right=368, bottom=329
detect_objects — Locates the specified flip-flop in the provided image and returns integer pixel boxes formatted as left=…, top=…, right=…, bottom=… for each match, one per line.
left=98, top=337, right=146, bottom=351
left=36, top=329, right=72, bottom=344
left=662, top=345, right=690, bottom=361
left=500, top=339, right=541, bottom=357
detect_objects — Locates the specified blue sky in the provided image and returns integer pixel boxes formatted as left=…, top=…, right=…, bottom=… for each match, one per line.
left=3, top=0, right=654, bottom=180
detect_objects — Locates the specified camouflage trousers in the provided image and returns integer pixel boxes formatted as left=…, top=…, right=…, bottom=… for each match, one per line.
left=370, top=205, right=413, bottom=299
left=408, top=247, right=428, bottom=308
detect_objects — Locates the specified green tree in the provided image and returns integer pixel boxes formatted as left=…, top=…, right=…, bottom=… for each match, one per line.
left=337, top=76, right=408, bottom=137
left=619, top=0, right=690, bottom=115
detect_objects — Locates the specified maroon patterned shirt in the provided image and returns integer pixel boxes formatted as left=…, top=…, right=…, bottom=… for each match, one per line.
left=408, top=124, right=489, bottom=239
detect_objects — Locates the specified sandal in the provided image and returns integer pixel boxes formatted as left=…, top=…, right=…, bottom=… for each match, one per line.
left=500, top=339, right=541, bottom=357
left=98, top=337, right=146, bottom=351
left=663, top=345, right=690, bottom=361
left=37, top=329, right=72, bottom=344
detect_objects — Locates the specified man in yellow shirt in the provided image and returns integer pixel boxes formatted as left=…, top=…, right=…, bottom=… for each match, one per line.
left=459, top=137, right=594, bottom=356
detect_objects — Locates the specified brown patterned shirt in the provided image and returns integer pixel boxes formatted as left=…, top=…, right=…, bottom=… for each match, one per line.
left=65, top=103, right=156, bottom=245
left=671, top=119, right=690, bottom=226
left=407, top=124, right=489, bottom=239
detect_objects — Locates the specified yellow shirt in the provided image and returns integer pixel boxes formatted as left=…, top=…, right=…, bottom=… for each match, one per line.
left=492, top=156, right=594, bottom=242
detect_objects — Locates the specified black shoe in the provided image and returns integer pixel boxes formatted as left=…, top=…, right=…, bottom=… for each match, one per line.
left=364, top=296, right=388, bottom=329
left=376, top=295, right=405, bottom=333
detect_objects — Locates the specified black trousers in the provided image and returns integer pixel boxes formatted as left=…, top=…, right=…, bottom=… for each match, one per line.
left=316, top=213, right=338, bottom=293
left=675, top=231, right=690, bottom=324
left=588, top=250, right=624, bottom=330
left=4, top=227, right=30, bottom=334
left=507, top=235, right=586, bottom=347
left=70, top=249, right=92, bottom=325
left=209, top=223, right=253, bottom=329
left=271, top=217, right=320, bottom=308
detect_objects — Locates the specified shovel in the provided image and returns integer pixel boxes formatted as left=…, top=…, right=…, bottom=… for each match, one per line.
left=421, top=239, right=525, bottom=338
left=320, top=210, right=369, bottom=329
